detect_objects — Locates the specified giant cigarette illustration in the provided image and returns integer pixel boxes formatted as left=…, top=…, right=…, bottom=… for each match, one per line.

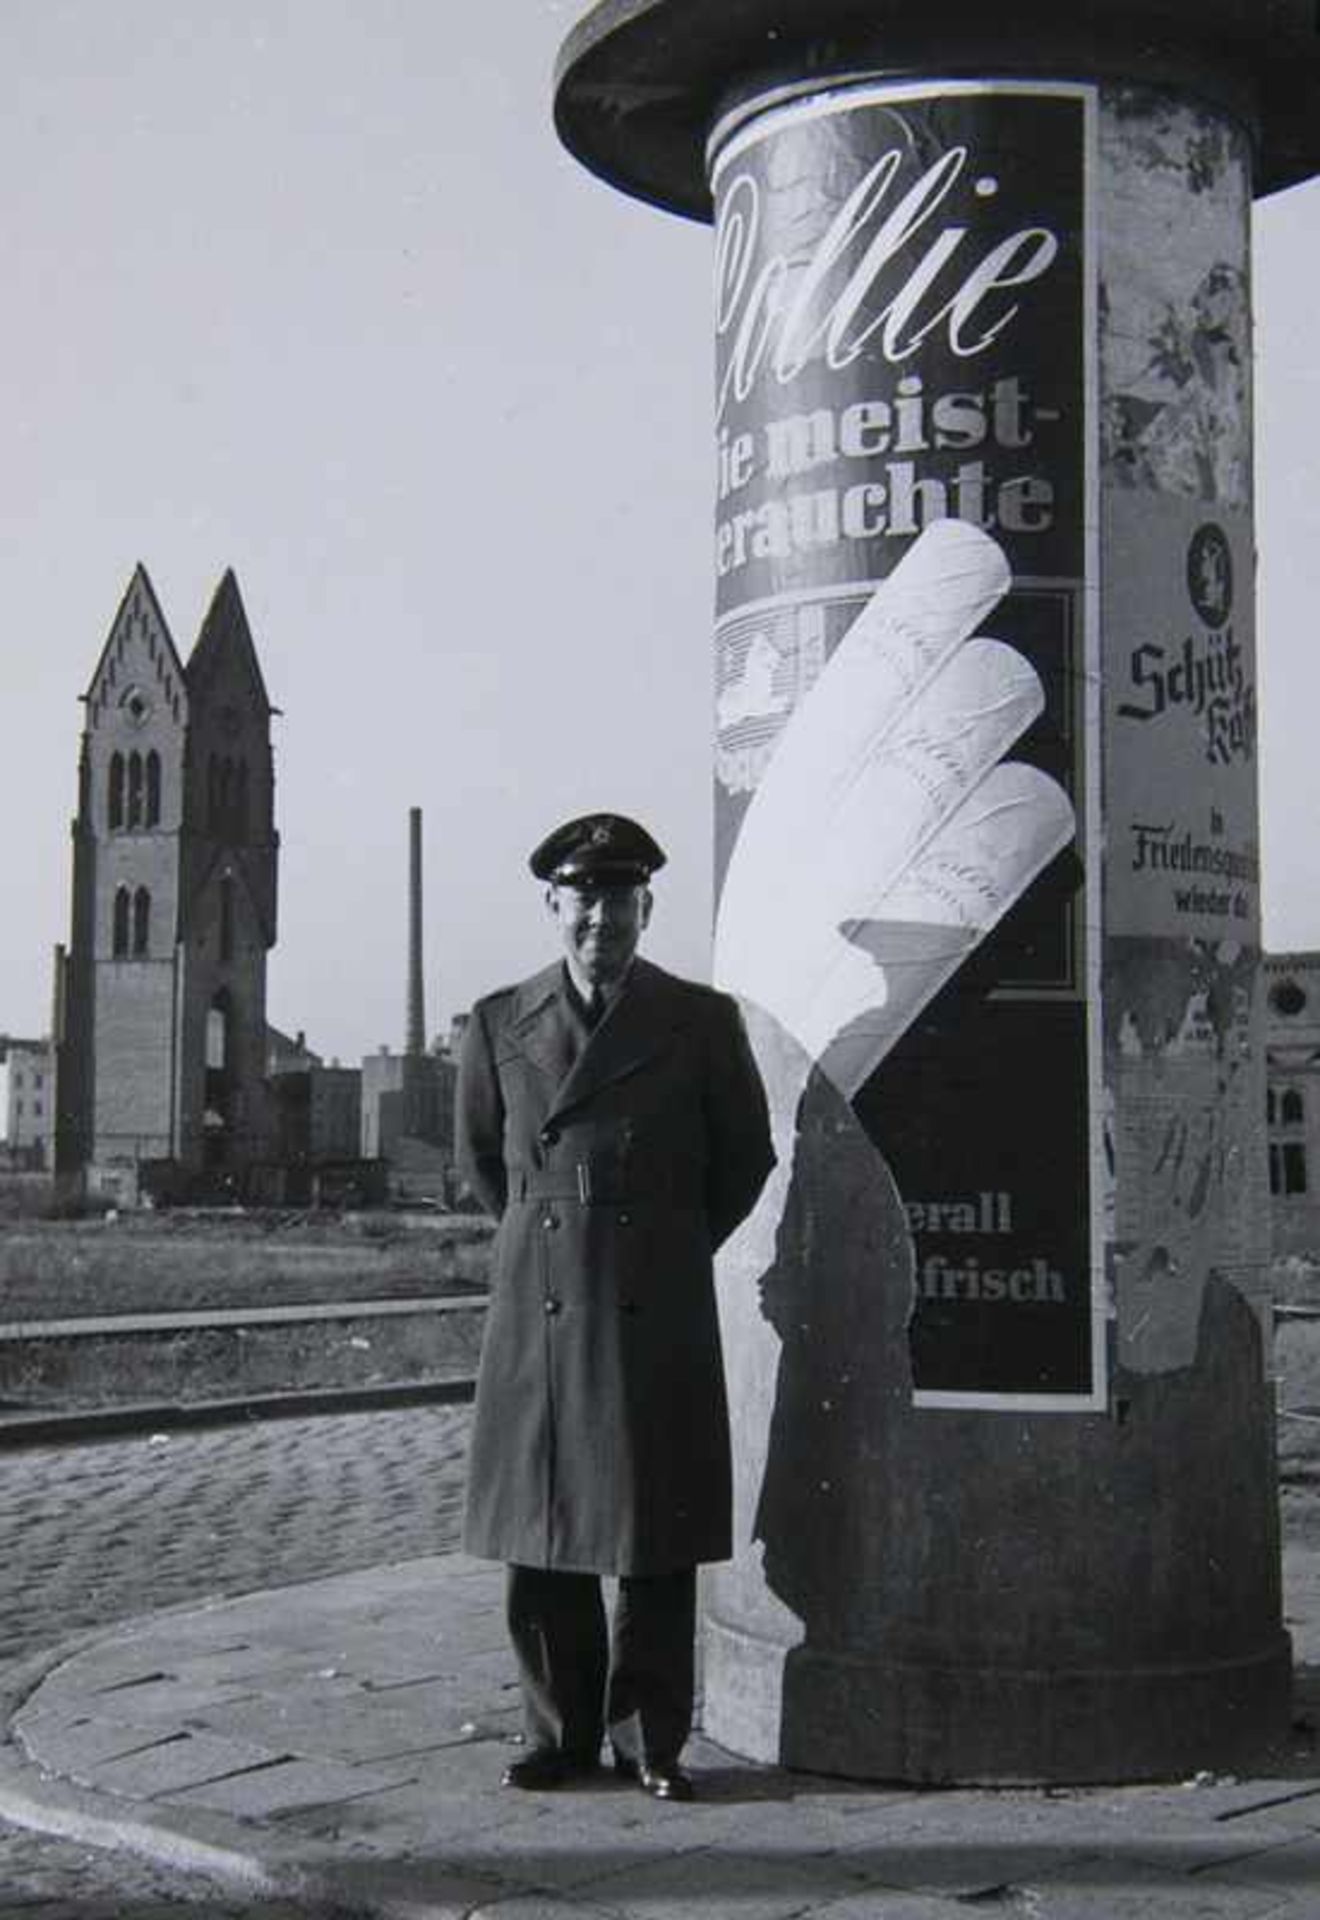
left=714, top=519, right=1076, bottom=1098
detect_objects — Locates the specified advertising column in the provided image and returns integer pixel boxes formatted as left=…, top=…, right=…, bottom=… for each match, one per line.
left=703, top=79, right=1287, bottom=1784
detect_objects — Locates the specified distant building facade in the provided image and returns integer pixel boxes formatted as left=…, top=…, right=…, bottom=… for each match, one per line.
left=360, top=1045, right=455, bottom=1163
left=1264, top=950, right=1320, bottom=1256
left=55, top=566, right=279, bottom=1200
left=265, top=1025, right=367, bottom=1199
left=1, top=1036, right=56, bottom=1168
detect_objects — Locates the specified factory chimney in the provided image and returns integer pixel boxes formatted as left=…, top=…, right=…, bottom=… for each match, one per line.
left=406, top=806, right=425, bottom=1059
left=400, top=806, right=432, bottom=1143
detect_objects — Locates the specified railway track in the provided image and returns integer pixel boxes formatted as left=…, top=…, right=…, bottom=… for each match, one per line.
left=2, top=1294, right=1316, bottom=1445
left=0, top=1292, right=487, bottom=1445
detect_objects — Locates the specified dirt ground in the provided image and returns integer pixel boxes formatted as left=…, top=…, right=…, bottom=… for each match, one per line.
left=0, top=1209, right=494, bottom=1319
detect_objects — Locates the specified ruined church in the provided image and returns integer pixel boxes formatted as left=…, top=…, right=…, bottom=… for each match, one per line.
left=55, top=565, right=279, bottom=1195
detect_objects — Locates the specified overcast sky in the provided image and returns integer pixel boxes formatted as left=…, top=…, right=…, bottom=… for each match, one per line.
left=4, top=4, right=1319, bottom=1064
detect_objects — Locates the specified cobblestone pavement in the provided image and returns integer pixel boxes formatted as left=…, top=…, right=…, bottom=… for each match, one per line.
left=0, top=1403, right=471, bottom=1915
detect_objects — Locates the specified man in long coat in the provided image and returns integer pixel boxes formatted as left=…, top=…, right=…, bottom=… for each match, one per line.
left=456, top=812, right=774, bottom=1800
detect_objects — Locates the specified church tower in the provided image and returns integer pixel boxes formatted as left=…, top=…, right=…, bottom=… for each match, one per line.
left=56, top=566, right=280, bottom=1193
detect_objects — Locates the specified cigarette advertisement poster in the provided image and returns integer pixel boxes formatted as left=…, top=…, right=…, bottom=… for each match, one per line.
left=710, top=83, right=1104, bottom=1409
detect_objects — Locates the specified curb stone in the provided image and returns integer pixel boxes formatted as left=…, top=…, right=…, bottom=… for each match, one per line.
left=0, top=1593, right=540, bottom=1920
left=0, top=1721, right=511, bottom=1920
left=0, top=1610, right=347, bottom=1911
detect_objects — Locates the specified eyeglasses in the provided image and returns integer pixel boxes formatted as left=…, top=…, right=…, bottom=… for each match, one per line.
left=554, top=882, right=646, bottom=911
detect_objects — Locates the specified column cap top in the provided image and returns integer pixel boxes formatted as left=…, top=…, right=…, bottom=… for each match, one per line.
left=554, top=0, right=1320, bottom=219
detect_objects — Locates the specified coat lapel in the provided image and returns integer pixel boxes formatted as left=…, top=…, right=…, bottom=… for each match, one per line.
left=548, top=960, right=687, bottom=1120
left=506, top=965, right=581, bottom=1093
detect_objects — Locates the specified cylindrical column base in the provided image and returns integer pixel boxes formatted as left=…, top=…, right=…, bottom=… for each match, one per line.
left=704, top=1613, right=1292, bottom=1784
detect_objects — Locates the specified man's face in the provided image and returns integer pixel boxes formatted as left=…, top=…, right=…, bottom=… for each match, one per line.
left=548, top=879, right=652, bottom=988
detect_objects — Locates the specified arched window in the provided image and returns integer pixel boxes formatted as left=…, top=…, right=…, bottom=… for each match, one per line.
left=207, top=992, right=231, bottom=1072
left=112, top=887, right=131, bottom=957
left=108, top=753, right=125, bottom=829
left=132, top=887, right=150, bottom=957
left=235, top=759, right=250, bottom=839
left=145, top=750, right=161, bottom=827
left=1270, top=1140, right=1310, bottom=1196
left=1267, top=1088, right=1278, bottom=1127
left=219, top=875, right=235, bottom=962
left=1282, top=1088, right=1305, bottom=1127
left=208, top=753, right=221, bottom=829
left=127, top=752, right=144, bottom=828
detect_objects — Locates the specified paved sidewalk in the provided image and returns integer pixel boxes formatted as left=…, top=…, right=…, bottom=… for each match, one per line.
left=2, top=1554, right=1320, bottom=1920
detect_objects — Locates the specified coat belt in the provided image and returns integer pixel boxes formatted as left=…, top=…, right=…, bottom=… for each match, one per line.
left=508, top=1166, right=701, bottom=1206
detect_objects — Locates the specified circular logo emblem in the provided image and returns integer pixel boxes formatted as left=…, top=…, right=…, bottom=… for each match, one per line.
left=1187, top=523, right=1233, bottom=628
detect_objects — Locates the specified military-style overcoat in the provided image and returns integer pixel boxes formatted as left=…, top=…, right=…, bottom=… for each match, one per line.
left=457, top=957, right=774, bottom=1576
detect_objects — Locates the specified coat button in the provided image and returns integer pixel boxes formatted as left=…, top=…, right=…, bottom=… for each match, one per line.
left=540, top=1124, right=559, bottom=1148
left=544, top=1296, right=562, bottom=1315
left=618, top=1211, right=631, bottom=1227
left=542, top=1213, right=558, bottom=1231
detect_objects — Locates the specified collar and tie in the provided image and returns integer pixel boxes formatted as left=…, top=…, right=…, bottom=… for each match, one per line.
left=562, top=966, right=608, bottom=1034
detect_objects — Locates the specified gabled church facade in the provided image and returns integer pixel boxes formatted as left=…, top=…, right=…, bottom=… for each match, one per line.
left=55, top=565, right=280, bottom=1194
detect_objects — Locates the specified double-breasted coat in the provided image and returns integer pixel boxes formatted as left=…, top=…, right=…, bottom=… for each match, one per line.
left=456, top=957, right=774, bottom=1577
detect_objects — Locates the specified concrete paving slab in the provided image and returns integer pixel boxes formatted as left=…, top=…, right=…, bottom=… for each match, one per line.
left=464, top=1900, right=621, bottom=1920
left=1196, top=1831, right=1320, bottom=1891
left=266, top=1761, right=519, bottom=1851
left=1018, top=1851, right=1295, bottom=1917
left=805, top=1788, right=1265, bottom=1858
left=458, top=1801, right=1007, bottom=1918
left=467, top=1794, right=744, bottom=1881
left=327, top=1859, right=599, bottom=1920
left=35, top=1649, right=180, bottom=1696
left=536, top=1841, right=894, bottom=1919
left=197, top=1682, right=488, bottom=1763
left=791, top=1836, right=1085, bottom=1904
left=34, top=1675, right=264, bottom=1725
left=167, top=1751, right=421, bottom=1817
left=821, top=1820, right=1310, bottom=1895
left=84, top=1623, right=258, bottom=1663
left=76, top=1728, right=288, bottom=1797
left=591, top=1790, right=823, bottom=1852
left=808, top=1895, right=994, bottom=1920
left=349, top=1656, right=461, bottom=1688
left=13, top=1711, right=200, bottom=1771
left=1095, top=1830, right=1317, bottom=1881
left=172, top=1655, right=369, bottom=1697
left=56, top=1642, right=353, bottom=1694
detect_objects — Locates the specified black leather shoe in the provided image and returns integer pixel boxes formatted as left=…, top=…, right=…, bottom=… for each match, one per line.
left=637, top=1761, right=695, bottom=1801
left=502, top=1748, right=598, bottom=1790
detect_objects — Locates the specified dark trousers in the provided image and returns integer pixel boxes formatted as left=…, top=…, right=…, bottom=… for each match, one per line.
left=505, top=1563, right=696, bottom=1766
